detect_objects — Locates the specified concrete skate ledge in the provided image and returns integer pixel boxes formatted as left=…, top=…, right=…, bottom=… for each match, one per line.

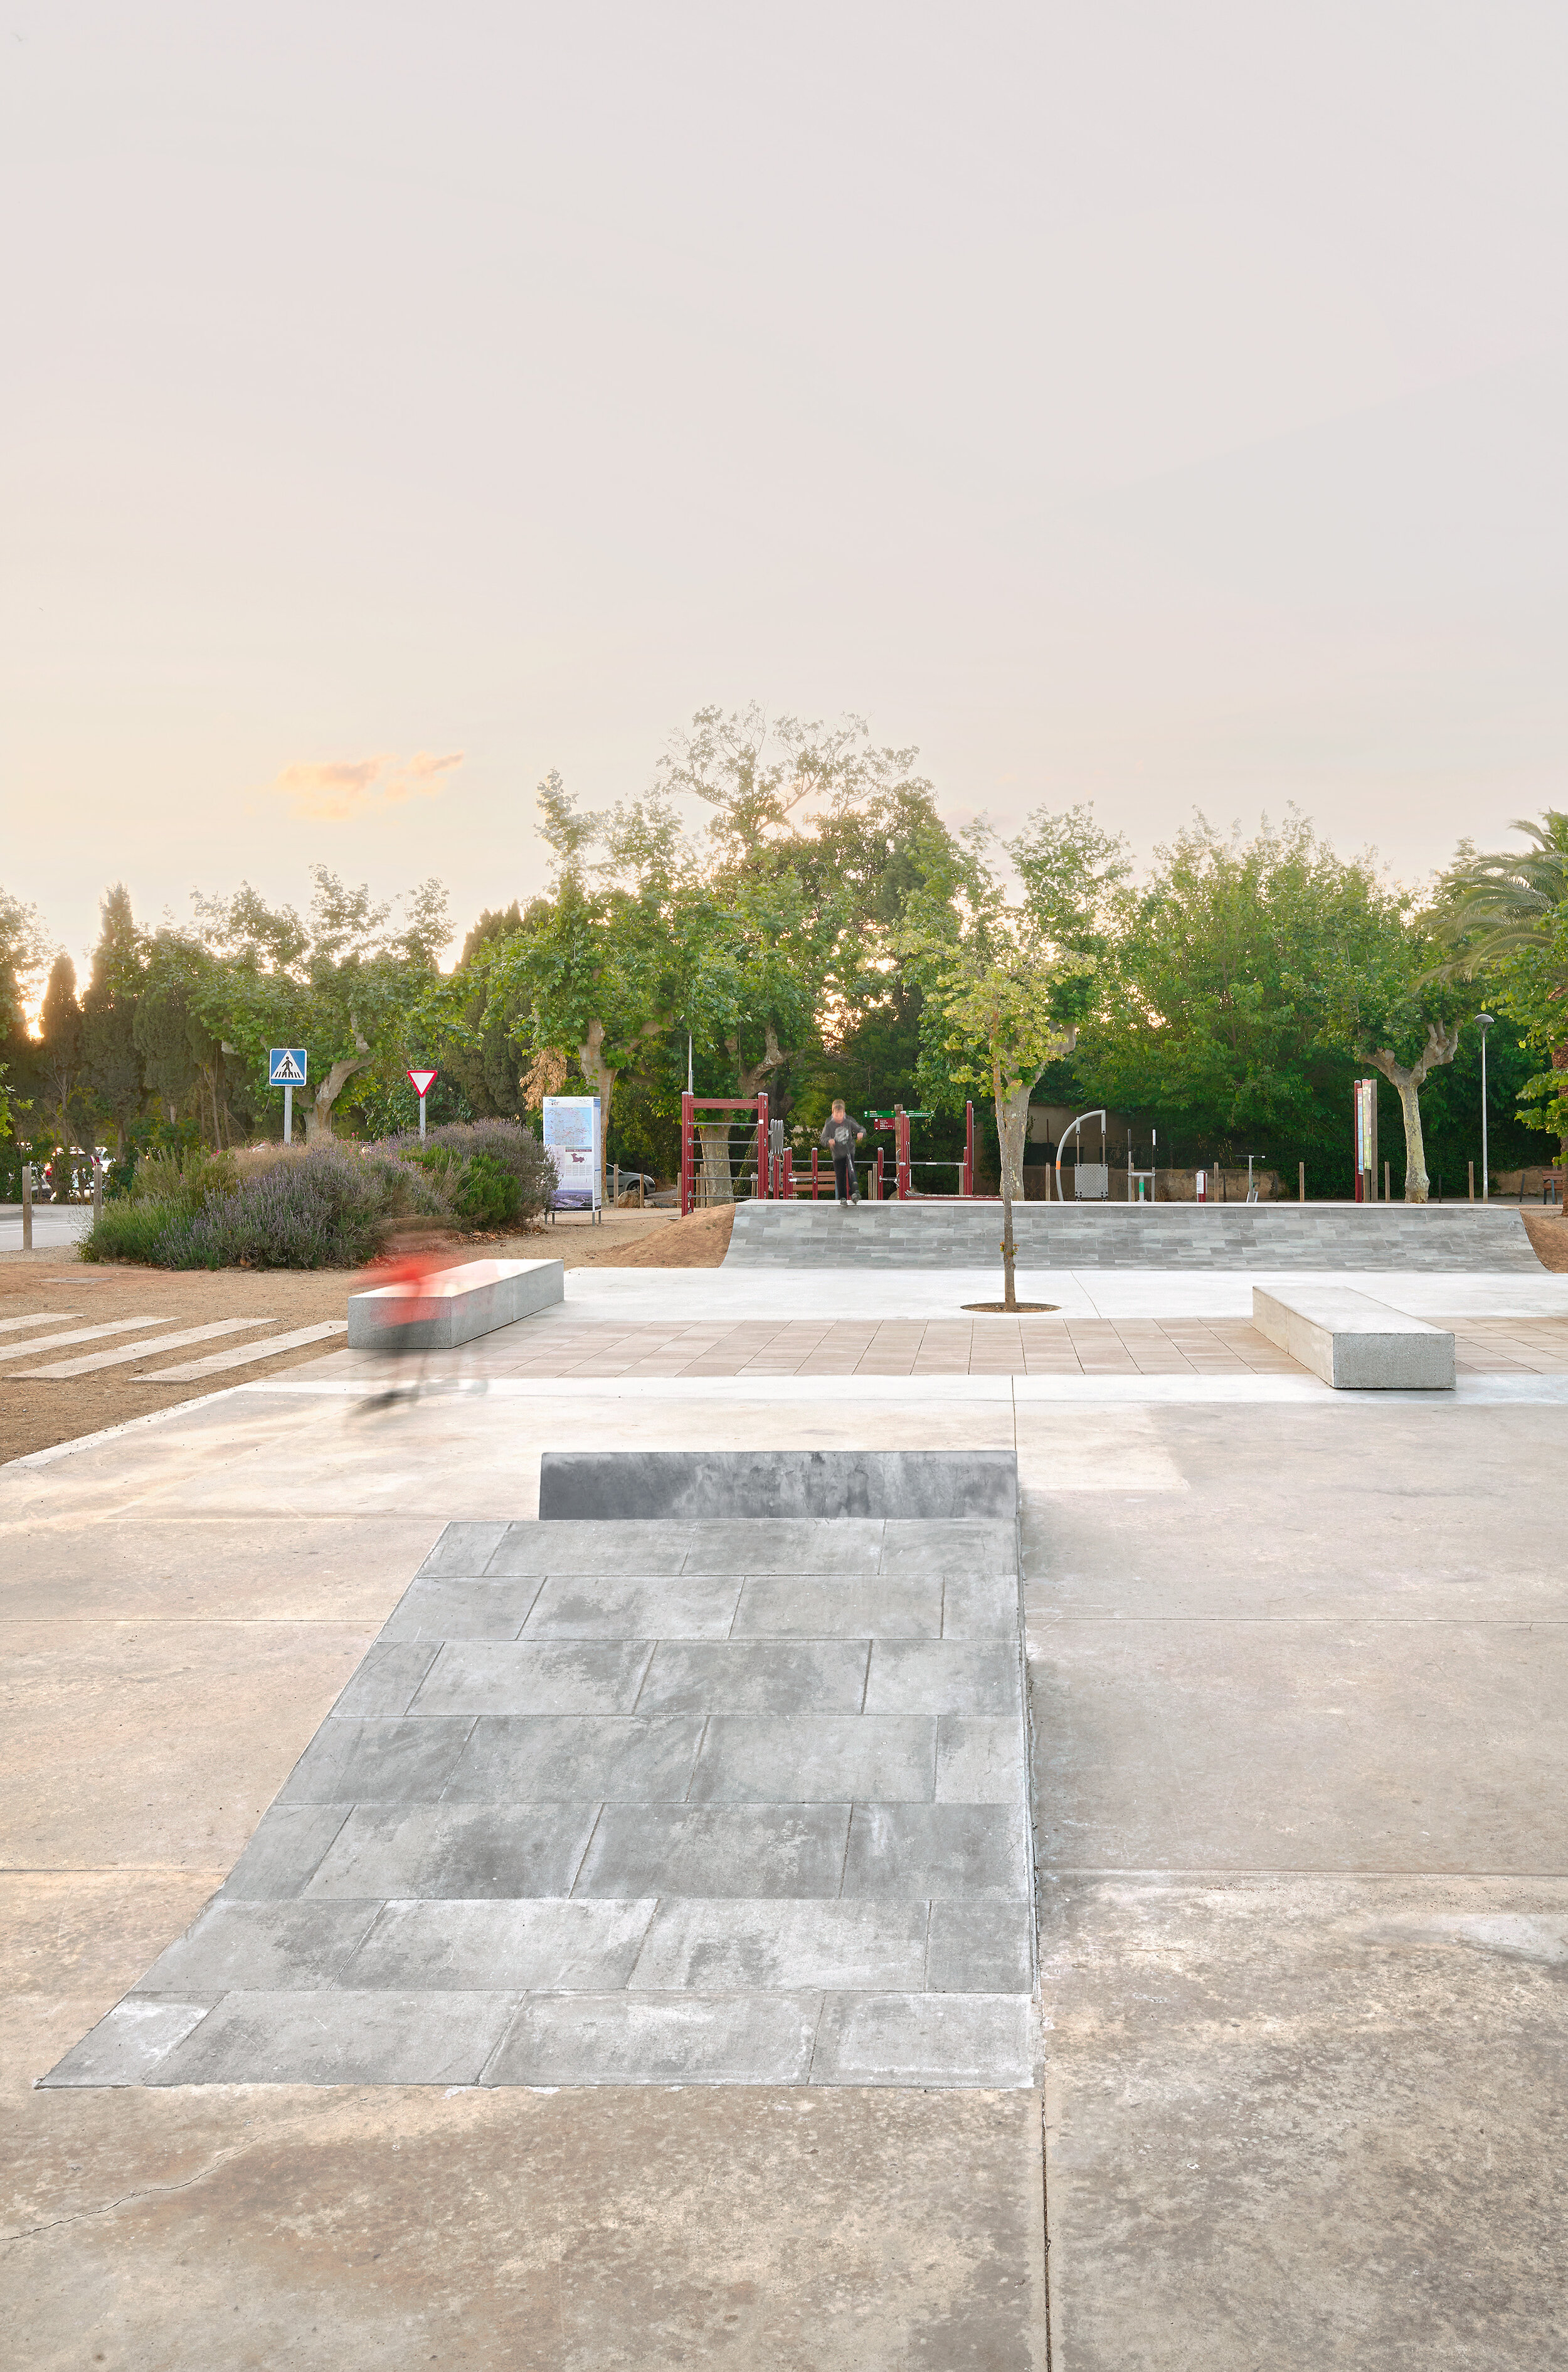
left=539, top=1449, right=1019, bottom=1522
left=347, top=1256, right=563, bottom=1350
left=1253, top=1286, right=1455, bottom=1390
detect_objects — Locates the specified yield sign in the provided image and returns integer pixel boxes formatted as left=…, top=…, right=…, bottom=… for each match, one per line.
left=407, top=1067, right=438, bottom=1098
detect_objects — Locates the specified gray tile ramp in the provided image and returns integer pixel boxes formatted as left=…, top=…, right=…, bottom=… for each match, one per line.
left=43, top=1515, right=1035, bottom=2090
left=723, top=1200, right=1544, bottom=1271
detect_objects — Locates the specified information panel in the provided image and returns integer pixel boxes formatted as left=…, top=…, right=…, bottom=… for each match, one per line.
left=542, top=1095, right=601, bottom=1211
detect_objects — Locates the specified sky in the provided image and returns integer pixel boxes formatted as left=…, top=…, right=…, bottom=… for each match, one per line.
left=4, top=1, right=1567, bottom=985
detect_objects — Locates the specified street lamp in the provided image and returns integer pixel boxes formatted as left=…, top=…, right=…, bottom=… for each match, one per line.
left=1477, top=1012, right=1493, bottom=1202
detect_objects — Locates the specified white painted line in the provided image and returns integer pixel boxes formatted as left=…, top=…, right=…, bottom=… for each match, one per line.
left=230, top=1368, right=1561, bottom=1407
left=0, top=1316, right=171, bottom=1361
left=12, top=1318, right=275, bottom=1379
left=144, top=1320, right=347, bottom=1381
left=0, top=1311, right=80, bottom=1334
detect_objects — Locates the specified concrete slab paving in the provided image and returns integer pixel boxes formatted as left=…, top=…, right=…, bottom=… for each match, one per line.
left=8, top=1295, right=1568, bottom=2363
left=1027, top=1397, right=1568, bottom=2369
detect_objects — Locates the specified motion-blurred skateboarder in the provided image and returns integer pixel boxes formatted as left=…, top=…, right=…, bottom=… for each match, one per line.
left=820, top=1101, right=867, bottom=1206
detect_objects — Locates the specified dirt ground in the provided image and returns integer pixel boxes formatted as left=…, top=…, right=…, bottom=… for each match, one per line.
left=0, top=1207, right=732, bottom=1465
left=1521, top=1209, right=1568, bottom=1270
left=559, top=1202, right=736, bottom=1267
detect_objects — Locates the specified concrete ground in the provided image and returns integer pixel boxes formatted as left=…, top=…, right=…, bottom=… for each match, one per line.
left=0, top=1202, right=92, bottom=1253
left=3, top=1267, right=1565, bottom=2366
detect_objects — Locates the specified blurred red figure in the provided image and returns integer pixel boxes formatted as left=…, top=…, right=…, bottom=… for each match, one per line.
left=358, top=1236, right=455, bottom=1407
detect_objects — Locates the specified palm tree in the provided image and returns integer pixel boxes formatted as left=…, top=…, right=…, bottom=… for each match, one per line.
left=1434, top=810, right=1568, bottom=968
left=1434, top=811, right=1568, bottom=1165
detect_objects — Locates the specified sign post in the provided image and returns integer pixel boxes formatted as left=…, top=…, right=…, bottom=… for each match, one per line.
left=1353, top=1077, right=1379, bottom=1202
left=268, top=1048, right=308, bottom=1145
left=407, top=1067, right=438, bottom=1141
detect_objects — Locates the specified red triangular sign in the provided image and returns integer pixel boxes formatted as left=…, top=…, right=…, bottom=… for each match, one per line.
left=407, top=1067, right=438, bottom=1097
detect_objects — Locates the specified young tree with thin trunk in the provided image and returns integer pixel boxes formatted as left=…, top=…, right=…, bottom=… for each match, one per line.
left=906, top=913, right=1089, bottom=1309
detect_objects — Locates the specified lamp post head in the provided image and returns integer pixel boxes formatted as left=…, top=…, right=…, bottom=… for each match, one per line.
left=1477, top=1012, right=1494, bottom=1030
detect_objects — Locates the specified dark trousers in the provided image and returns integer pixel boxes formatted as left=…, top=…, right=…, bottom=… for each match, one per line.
left=834, top=1153, right=856, bottom=1204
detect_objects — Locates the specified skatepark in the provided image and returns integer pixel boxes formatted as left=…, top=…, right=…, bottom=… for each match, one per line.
left=4, top=1199, right=1565, bottom=2367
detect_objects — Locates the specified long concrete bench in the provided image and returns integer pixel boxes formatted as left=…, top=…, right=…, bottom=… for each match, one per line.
left=346, top=1256, right=563, bottom=1350
left=1252, top=1286, right=1454, bottom=1390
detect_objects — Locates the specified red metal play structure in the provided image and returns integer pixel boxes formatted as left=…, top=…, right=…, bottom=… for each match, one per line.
left=679, top=1094, right=979, bottom=1217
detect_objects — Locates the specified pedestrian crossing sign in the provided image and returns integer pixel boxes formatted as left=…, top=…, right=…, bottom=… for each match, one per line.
left=268, top=1048, right=307, bottom=1086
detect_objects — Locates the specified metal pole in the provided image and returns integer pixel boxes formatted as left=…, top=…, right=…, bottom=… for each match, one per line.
left=283, top=1083, right=292, bottom=1145
left=419, top=1093, right=426, bottom=1143
left=21, top=1157, right=31, bottom=1251
left=93, top=1152, right=103, bottom=1221
left=687, top=1035, right=694, bottom=1094
left=1478, top=1014, right=1493, bottom=1201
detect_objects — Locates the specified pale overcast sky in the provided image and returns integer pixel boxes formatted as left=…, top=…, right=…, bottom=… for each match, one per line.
left=4, top=2, right=1566, bottom=973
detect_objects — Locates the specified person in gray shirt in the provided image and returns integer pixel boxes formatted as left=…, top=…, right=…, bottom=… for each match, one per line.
left=819, top=1100, right=867, bottom=1205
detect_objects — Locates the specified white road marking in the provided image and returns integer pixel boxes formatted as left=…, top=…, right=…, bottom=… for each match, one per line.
left=144, top=1320, right=347, bottom=1381
left=12, top=1318, right=275, bottom=1378
left=0, top=1316, right=169, bottom=1360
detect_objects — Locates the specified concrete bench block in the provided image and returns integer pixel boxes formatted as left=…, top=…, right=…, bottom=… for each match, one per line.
left=538, top=1450, right=1019, bottom=1523
left=347, top=1257, right=563, bottom=1351
left=1252, top=1286, right=1454, bottom=1390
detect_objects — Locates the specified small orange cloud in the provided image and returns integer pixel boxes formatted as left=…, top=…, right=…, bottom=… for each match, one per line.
left=272, top=750, right=464, bottom=822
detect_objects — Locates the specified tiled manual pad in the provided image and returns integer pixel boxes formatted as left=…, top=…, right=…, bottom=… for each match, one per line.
left=44, top=1517, right=1036, bottom=2089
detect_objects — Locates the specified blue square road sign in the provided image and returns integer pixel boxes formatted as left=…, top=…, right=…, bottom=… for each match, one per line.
left=268, top=1048, right=308, bottom=1087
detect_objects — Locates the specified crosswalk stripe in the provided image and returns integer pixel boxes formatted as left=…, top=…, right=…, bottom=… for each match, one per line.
left=11, top=1319, right=275, bottom=1379
left=144, top=1321, right=348, bottom=1382
left=0, top=1311, right=80, bottom=1334
left=0, top=1316, right=169, bottom=1360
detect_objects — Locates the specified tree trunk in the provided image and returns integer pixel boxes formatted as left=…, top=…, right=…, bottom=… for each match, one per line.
left=1552, top=1041, right=1568, bottom=1170
left=733, top=1022, right=792, bottom=1102
left=1000, top=1180, right=1017, bottom=1311
left=697, top=1121, right=734, bottom=1204
left=1369, top=1022, right=1460, bottom=1203
left=307, top=1024, right=373, bottom=1142
left=576, top=1020, right=617, bottom=1201
left=995, top=1076, right=1033, bottom=1205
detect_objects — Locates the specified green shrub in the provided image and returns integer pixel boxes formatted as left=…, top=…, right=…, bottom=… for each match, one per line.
left=379, top=1120, right=554, bottom=1225
left=81, top=1197, right=192, bottom=1266
left=132, top=1147, right=238, bottom=1210
left=82, top=1143, right=445, bottom=1269
left=453, top=1149, right=521, bottom=1227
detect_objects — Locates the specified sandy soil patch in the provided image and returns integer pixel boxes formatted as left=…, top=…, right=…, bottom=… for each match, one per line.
left=0, top=1208, right=728, bottom=1462
left=0, top=1260, right=365, bottom=1465
left=553, top=1204, right=736, bottom=1268
left=1520, top=1209, right=1568, bottom=1271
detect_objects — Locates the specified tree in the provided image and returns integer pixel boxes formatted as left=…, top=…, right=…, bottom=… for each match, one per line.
left=191, top=867, right=450, bottom=1140
left=1076, top=813, right=1401, bottom=1186
left=1321, top=896, right=1476, bottom=1202
left=1432, top=813, right=1568, bottom=1165
left=0, top=891, right=49, bottom=1147
left=477, top=776, right=688, bottom=1192
left=38, top=953, right=84, bottom=1146
left=81, top=883, right=146, bottom=1152
left=904, top=869, right=1089, bottom=1306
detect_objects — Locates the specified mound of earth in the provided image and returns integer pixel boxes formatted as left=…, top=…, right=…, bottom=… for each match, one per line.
left=570, top=1203, right=736, bottom=1268
left=1521, top=1209, right=1568, bottom=1271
